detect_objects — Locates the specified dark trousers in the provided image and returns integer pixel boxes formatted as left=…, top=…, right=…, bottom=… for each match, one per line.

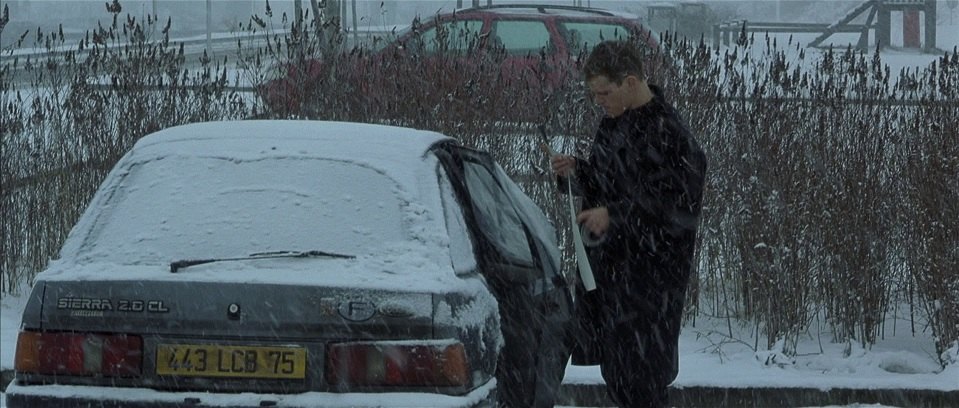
left=600, top=318, right=677, bottom=408
left=487, top=277, right=571, bottom=408
left=571, top=284, right=684, bottom=408
left=491, top=280, right=540, bottom=408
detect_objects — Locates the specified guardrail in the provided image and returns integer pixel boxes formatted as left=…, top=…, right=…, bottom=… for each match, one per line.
left=712, top=20, right=868, bottom=47
left=0, top=29, right=396, bottom=88
left=0, top=28, right=395, bottom=63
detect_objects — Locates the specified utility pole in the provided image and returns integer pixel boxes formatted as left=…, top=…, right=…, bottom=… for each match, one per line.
left=150, top=0, right=158, bottom=38
left=0, top=2, right=8, bottom=47
left=328, top=0, right=342, bottom=27
left=294, top=0, right=303, bottom=28
left=294, top=0, right=304, bottom=58
left=352, top=0, right=358, bottom=46
left=328, top=0, right=342, bottom=52
left=310, top=0, right=323, bottom=43
left=206, top=0, right=212, bottom=52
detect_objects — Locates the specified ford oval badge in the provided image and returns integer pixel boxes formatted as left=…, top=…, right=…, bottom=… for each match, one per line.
left=338, top=301, right=375, bottom=322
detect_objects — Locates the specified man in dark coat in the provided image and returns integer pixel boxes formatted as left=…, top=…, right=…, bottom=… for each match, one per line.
left=551, top=40, right=707, bottom=408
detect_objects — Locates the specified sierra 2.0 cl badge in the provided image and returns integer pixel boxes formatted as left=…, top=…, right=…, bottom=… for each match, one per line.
left=58, top=297, right=170, bottom=317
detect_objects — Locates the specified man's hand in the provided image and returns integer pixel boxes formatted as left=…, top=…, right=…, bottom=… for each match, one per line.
left=577, top=207, right=609, bottom=237
left=551, top=155, right=576, bottom=177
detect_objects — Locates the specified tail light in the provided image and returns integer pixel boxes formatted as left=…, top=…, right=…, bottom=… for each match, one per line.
left=326, top=341, right=469, bottom=387
left=15, top=331, right=142, bottom=377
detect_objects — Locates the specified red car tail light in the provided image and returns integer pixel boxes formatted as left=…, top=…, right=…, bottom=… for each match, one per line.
left=326, top=341, right=469, bottom=387
left=15, top=331, right=143, bottom=377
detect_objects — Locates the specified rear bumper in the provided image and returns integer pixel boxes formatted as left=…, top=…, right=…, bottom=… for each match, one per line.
left=4, top=378, right=496, bottom=408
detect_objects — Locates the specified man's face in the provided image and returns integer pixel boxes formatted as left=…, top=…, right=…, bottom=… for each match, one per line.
left=587, top=75, right=635, bottom=118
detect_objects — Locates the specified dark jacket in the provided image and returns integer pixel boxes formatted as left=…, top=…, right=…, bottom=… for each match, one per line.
left=566, top=85, right=707, bottom=366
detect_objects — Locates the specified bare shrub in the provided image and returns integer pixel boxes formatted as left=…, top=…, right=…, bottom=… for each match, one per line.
left=896, top=52, right=959, bottom=362
left=665, top=32, right=958, bottom=363
left=1, top=2, right=249, bottom=294
left=3, top=4, right=957, bottom=367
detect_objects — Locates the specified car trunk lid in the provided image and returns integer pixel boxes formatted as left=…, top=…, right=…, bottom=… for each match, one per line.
left=37, top=279, right=434, bottom=339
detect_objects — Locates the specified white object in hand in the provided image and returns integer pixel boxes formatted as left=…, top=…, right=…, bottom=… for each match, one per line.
left=568, top=177, right=597, bottom=291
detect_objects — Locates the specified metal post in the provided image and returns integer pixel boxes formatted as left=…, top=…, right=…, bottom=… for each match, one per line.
left=925, top=0, right=937, bottom=51
left=151, top=0, right=158, bottom=38
left=877, top=5, right=891, bottom=48
left=310, top=0, right=323, bottom=44
left=326, top=0, right=341, bottom=53
left=0, top=0, right=6, bottom=47
left=294, top=0, right=302, bottom=28
left=206, top=0, right=212, bottom=52
left=352, top=0, right=358, bottom=46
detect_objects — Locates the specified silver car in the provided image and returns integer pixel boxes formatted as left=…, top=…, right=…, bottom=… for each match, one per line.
left=6, top=120, right=572, bottom=408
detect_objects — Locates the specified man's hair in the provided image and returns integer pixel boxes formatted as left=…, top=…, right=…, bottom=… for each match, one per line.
left=582, top=40, right=646, bottom=84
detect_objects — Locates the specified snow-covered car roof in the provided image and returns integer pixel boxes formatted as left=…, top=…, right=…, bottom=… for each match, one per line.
left=131, top=120, right=452, bottom=187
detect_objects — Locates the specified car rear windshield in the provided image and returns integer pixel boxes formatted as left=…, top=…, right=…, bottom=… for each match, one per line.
left=80, top=156, right=409, bottom=263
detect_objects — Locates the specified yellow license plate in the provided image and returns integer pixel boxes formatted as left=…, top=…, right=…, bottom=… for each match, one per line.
left=156, top=344, right=307, bottom=379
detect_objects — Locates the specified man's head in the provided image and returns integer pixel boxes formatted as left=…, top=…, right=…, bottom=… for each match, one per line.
left=583, top=40, right=646, bottom=83
left=583, top=40, right=651, bottom=118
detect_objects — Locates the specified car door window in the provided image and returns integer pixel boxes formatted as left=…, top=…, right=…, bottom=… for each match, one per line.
left=461, top=160, right=534, bottom=265
left=413, top=19, right=484, bottom=54
left=561, top=22, right=633, bottom=55
left=491, top=20, right=553, bottom=55
left=438, top=165, right=479, bottom=275
left=489, top=163, right=563, bottom=280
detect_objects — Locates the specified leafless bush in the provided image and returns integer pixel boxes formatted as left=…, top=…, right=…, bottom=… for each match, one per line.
left=895, top=53, right=959, bottom=362
left=674, top=32, right=958, bottom=363
left=1, top=1, right=248, bottom=295
left=2, top=4, right=957, bottom=366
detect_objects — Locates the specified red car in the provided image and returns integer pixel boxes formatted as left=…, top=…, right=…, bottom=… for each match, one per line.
left=259, top=4, right=659, bottom=116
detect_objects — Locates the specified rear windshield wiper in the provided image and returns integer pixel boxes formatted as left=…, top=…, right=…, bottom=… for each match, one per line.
left=170, top=250, right=354, bottom=273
